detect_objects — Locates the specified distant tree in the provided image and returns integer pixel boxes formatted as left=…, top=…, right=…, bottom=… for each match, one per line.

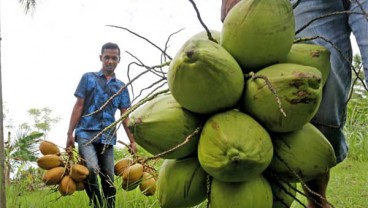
left=4, top=107, right=60, bottom=184
left=27, top=107, right=61, bottom=139
left=4, top=126, right=43, bottom=184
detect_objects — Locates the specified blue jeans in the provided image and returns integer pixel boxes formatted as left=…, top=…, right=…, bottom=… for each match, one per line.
left=77, top=138, right=116, bottom=208
left=292, top=0, right=368, bottom=163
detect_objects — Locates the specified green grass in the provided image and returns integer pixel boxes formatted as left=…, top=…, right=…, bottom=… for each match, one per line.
left=290, top=159, right=368, bottom=208
left=6, top=98, right=368, bottom=207
left=7, top=181, right=161, bottom=208
left=6, top=158, right=368, bottom=208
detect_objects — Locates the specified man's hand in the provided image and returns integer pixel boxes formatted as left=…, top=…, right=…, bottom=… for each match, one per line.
left=129, top=142, right=137, bottom=154
left=66, top=134, right=75, bottom=149
left=221, top=0, right=241, bottom=22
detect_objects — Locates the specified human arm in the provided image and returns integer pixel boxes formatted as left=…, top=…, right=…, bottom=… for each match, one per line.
left=66, top=97, right=84, bottom=149
left=121, top=108, right=137, bottom=154
left=221, top=0, right=241, bottom=22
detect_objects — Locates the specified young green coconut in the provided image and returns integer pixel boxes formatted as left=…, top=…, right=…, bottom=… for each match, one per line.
left=128, top=94, right=201, bottom=159
left=280, top=43, right=331, bottom=85
left=242, top=63, right=323, bottom=132
left=210, top=176, right=273, bottom=208
left=221, top=0, right=295, bottom=71
left=168, top=38, right=244, bottom=114
left=268, top=123, right=336, bottom=182
left=157, top=157, right=207, bottom=208
left=198, top=109, right=273, bottom=182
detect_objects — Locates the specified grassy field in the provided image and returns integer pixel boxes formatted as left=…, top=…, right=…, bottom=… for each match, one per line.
left=6, top=158, right=368, bottom=208
left=6, top=100, right=368, bottom=207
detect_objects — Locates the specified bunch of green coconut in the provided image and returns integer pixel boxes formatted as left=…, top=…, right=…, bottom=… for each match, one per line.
left=127, top=0, right=336, bottom=207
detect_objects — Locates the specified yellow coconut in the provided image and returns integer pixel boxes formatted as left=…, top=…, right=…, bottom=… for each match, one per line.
left=42, top=167, right=65, bottom=185
left=122, top=163, right=144, bottom=184
left=58, top=175, right=77, bottom=196
left=139, top=172, right=157, bottom=196
left=39, top=140, right=60, bottom=155
left=75, top=181, right=85, bottom=191
left=69, top=164, right=89, bottom=182
left=37, top=155, right=63, bottom=170
left=122, top=179, right=140, bottom=191
left=114, top=158, right=133, bottom=176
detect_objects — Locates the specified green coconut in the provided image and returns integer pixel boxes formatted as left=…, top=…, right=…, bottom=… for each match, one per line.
left=268, top=123, right=336, bottom=182
left=269, top=179, right=296, bottom=208
left=158, top=157, right=207, bottom=208
left=190, top=30, right=221, bottom=43
left=242, top=63, right=322, bottom=132
left=210, top=176, right=273, bottom=208
left=168, top=38, right=244, bottom=114
left=280, top=43, right=331, bottom=85
left=198, top=110, right=273, bottom=182
left=221, top=0, right=295, bottom=71
left=128, top=94, right=201, bottom=159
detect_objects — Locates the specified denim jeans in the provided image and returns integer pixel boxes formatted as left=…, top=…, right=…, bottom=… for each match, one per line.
left=291, top=0, right=368, bottom=163
left=77, top=138, right=116, bottom=208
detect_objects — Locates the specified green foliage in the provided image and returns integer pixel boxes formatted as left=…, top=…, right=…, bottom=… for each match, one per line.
left=344, top=98, right=368, bottom=161
left=5, top=130, right=44, bottom=183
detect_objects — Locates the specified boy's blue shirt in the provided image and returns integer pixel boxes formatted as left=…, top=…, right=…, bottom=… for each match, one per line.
left=74, top=70, right=131, bottom=145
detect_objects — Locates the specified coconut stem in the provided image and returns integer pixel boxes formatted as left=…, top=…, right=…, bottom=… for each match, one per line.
left=248, top=72, right=287, bottom=117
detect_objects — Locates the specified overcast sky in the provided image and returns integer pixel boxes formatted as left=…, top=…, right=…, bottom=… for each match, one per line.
left=1, top=0, right=222, bottom=147
left=1, top=0, right=360, bottom=149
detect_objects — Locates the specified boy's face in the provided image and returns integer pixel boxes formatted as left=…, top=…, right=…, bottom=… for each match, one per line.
left=100, top=48, right=120, bottom=74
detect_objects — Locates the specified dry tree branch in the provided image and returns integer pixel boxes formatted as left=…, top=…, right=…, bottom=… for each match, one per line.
left=143, top=125, right=202, bottom=162
left=131, top=79, right=167, bottom=104
left=126, top=51, right=169, bottom=78
left=86, top=89, right=170, bottom=145
left=272, top=151, right=335, bottom=208
left=352, top=0, right=368, bottom=21
left=162, top=28, right=185, bottom=64
left=125, top=51, right=169, bottom=101
left=295, top=11, right=366, bottom=35
left=106, top=25, right=172, bottom=60
left=188, top=0, right=218, bottom=43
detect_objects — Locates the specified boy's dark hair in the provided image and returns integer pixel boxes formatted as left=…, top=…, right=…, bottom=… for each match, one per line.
left=101, top=42, right=120, bottom=55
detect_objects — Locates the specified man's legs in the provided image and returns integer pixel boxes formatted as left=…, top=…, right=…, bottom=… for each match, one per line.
left=292, top=0, right=352, bottom=207
left=303, top=171, right=330, bottom=208
left=348, top=0, right=368, bottom=84
left=97, top=144, right=116, bottom=208
left=77, top=139, right=103, bottom=208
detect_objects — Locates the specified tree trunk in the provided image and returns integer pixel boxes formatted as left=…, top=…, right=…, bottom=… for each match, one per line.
left=0, top=15, right=8, bottom=207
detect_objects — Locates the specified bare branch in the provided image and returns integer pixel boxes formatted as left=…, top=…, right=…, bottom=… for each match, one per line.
left=106, top=25, right=172, bottom=60
left=187, top=0, right=218, bottom=43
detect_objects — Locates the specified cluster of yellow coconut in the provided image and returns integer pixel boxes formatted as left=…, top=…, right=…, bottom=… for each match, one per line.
left=114, top=158, right=157, bottom=196
left=37, top=141, right=89, bottom=196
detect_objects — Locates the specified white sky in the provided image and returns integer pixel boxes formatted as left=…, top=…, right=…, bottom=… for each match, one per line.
left=1, top=0, right=222, bottom=148
left=0, top=0, right=360, bottom=149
